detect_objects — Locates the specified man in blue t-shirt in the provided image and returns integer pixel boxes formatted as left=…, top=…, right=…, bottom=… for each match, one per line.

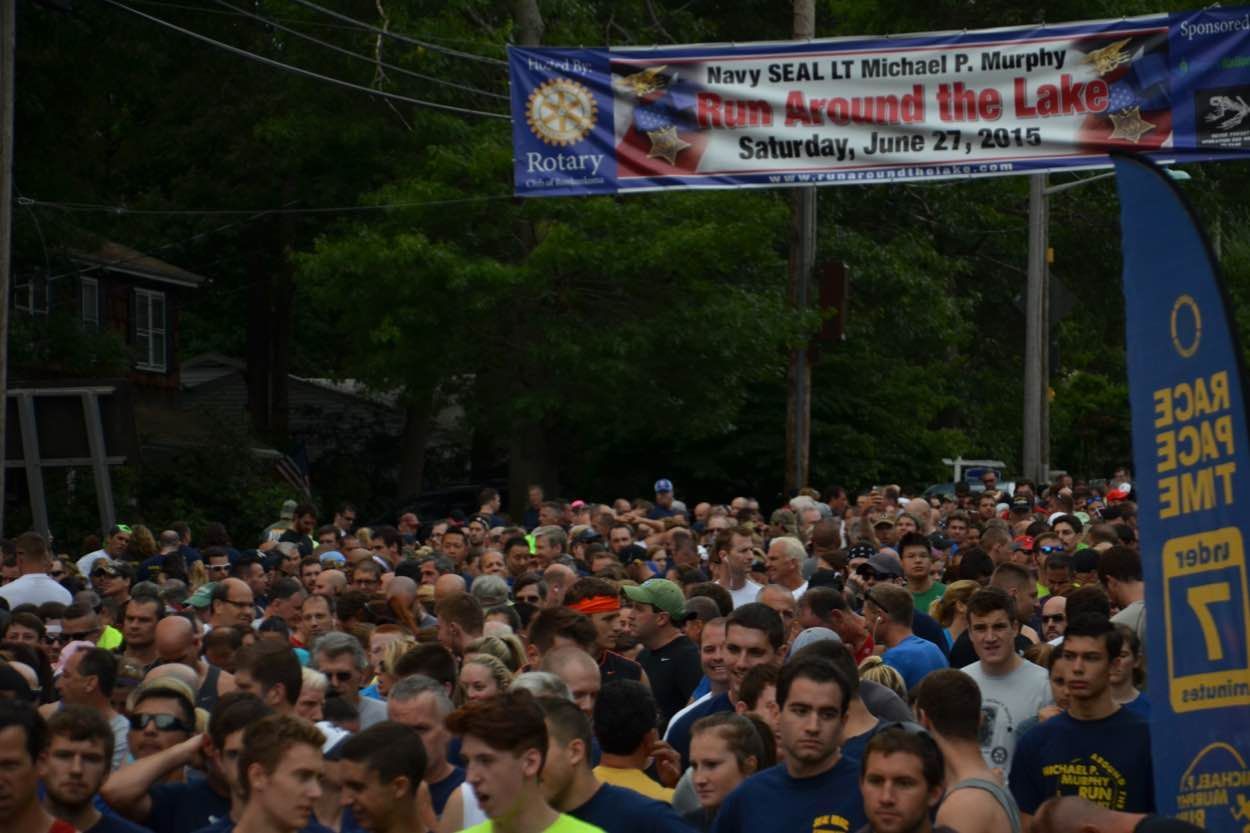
left=863, top=585, right=948, bottom=691
left=1010, top=614, right=1155, bottom=825
left=712, top=655, right=866, bottom=833
left=664, top=604, right=785, bottom=769
left=539, top=697, right=698, bottom=833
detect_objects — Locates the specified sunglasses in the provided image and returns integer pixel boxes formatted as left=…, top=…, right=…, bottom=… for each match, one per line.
left=129, top=714, right=194, bottom=733
left=325, top=671, right=357, bottom=683
left=49, top=631, right=98, bottom=644
left=1041, top=613, right=1067, bottom=623
left=1038, top=545, right=1065, bottom=554
left=50, top=570, right=67, bottom=579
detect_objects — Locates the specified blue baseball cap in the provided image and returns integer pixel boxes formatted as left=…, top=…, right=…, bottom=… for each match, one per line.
left=654, top=478, right=674, bottom=493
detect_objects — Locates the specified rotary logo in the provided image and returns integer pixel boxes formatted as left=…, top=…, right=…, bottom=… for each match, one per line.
left=526, top=78, right=597, bottom=146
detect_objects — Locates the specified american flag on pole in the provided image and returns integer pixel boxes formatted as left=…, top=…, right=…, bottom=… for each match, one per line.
left=275, top=443, right=311, bottom=497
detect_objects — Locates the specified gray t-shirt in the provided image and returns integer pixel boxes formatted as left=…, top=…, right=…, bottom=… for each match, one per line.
left=357, top=693, right=388, bottom=728
left=1112, top=600, right=1146, bottom=644
left=109, top=712, right=130, bottom=770
left=961, top=658, right=1052, bottom=775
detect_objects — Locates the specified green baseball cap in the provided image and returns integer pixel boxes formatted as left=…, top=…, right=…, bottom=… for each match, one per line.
left=623, top=578, right=689, bottom=621
left=187, top=582, right=216, bottom=610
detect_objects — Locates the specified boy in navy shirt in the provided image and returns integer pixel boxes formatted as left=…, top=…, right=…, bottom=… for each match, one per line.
left=1010, top=614, right=1155, bottom=825
left=711, top=656, right=866, bottom=833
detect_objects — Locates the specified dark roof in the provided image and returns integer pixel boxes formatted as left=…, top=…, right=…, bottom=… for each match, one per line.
left=71, top=241, right=206, bottom=289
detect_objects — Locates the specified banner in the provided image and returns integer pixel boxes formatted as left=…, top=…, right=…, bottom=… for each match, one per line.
left=509, top=7, right=1250, bottom=197
left=1116, top=154, right=1250, bottom=832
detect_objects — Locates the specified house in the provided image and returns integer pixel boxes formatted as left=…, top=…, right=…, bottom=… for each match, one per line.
left=179, top=353, right=407, bottom=461
left=7, top=239, right=205, bottom=534
left=14, top=239, right=205, bottom=388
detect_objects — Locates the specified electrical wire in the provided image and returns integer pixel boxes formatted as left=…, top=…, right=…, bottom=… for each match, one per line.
left=26, top=192, right=515, bottom=282
left=32, top=203, right=293, bottom=283
left=20, top=194, right=515, bottom=216
left=126, top=0, right=510, bottom=51
left=283, top=0, right=508, bottom=67
left=212, top=0, right=508, bottom=101
left=102, top=0, right=510, bottom=120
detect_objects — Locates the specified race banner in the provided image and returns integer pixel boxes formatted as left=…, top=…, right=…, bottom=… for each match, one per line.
left=1117, top=154, right=1250, bottom=832
left=509, top=7, right=1250, bottom=197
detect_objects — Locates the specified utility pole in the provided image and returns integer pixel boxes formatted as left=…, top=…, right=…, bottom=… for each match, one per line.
left=0, top=0, right=15, bottom=535
left=785, top=0, right=816, bottom=496
left=1023, top=174, right=1048, bottom=487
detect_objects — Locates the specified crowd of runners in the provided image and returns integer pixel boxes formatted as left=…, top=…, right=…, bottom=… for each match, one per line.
left=0, top=474, right=1200, bottom=833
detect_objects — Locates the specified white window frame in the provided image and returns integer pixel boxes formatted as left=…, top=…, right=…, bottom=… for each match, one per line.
left=13, top=278, right=48, bottom=315
left=81, top=276, right=100, bottom=329
left=134, top=288, right=167, bottom=372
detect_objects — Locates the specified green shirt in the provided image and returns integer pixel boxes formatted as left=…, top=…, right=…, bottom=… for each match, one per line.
left=911, top=581, right=947, bottom=618
left=462, top=813, right=605, bottom=833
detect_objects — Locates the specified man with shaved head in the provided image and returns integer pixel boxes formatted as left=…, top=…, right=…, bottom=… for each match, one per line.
left=208, top=578, right=254, bottom=631
left=314, top=568, right=346, bottom=597
left=155, top=616, right=234, bottom=711
left=543, top=562, right=578, bottom=608
left=541, top=645, right=602, bottom=717
left=433, top=573, right=466, bottom=603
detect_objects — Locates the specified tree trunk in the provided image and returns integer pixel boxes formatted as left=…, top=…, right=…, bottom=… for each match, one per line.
left=397, top=388, right=437, bottom=499
left=269, top=180, right=298, bottom=440
left=245, top=243, right=272, bottom=435
left=504, top=0, right=548, bottom=520
left=512, top=0, right=544, bottom=46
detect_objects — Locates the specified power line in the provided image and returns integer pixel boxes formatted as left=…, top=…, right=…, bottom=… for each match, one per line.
left=102, top=0, right=510, bottom=120
left=284, top=0, right=507, bottom=67
left=212, top=0, right=508, bottom=101
left=32, top=203, right=294, bottom=283
left=126, top=0, right=510, bottom=51
left=20, top=194, right=514, bottom=216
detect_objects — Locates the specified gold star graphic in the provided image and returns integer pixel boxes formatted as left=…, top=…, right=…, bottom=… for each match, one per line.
left=1108, top=106, right=1156, bottom=143
left=646, top=126, right=691, bottom=165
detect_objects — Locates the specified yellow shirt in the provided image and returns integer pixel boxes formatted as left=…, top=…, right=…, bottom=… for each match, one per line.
left=97, top=625, right=123, bottom=651
left=462, top=813, right=604, bottom=833
left=592, top=765, right=675, bottom=803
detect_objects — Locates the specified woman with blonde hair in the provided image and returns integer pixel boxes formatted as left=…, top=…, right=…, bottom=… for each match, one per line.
left=376, top=636, right=418, bottom=698
left=857, top=655, right=908, bottom=701
left=930, top=579, right=981, bottom=651
left=465, top=634, right=526, bottom=673
left=459, top=653, right=513, bottom=701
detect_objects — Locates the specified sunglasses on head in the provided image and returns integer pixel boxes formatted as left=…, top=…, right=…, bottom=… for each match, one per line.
left=129, top=714, right=193, bottom=733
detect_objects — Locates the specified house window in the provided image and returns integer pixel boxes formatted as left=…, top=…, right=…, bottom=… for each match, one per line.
left=134, top=288, right=167, bottom=372
left=81, top=277, right=100, bottom=329
left=13, top=278, right=48, bottom=315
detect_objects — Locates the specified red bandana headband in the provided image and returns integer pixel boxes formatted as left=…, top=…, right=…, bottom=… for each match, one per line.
left=568, top=595, right=621, bottom=615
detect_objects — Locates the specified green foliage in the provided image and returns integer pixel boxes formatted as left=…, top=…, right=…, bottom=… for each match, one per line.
left=128, top=420, right=291, bottom=546
left=9, top=312, right=130, bottom=378
left=18, top=0, right=1250, bottom=517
